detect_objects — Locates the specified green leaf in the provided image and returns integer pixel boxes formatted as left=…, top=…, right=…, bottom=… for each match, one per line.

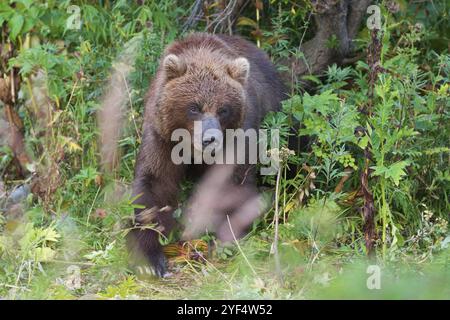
left=301, top=75, right=322, bottom=85
left=303, top=90, right=338, bottom=115
left=236, top=17, right=258, bottom=28
left=34, top=247, right=56, bottom=262
left=358, top=135, right=370, bottom=149
left=41, top=228, right=60, bottom=242
left=8, top=14, right=24, bottom=40
left=0, top=5, right=13, bottom=27
left=372, top=161, right=409, bottom=186
left=14, top=0, right=34, bottom=9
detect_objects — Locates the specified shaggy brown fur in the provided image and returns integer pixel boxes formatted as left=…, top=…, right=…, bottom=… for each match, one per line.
left=128, top=33, right=286, bottom=277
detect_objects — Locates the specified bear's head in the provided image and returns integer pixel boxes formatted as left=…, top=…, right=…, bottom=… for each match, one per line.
left=155, top=49, right=249, bottom=152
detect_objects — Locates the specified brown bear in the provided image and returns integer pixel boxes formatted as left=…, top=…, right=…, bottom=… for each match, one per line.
left=128, top=33, right=286, bottom=277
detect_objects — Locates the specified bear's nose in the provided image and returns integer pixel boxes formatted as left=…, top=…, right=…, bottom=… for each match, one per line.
left=202, top=135, right=215, bottom=147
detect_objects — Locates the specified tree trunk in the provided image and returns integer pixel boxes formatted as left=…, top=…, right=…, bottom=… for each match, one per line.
left=280, top=0, right=372, bottom=89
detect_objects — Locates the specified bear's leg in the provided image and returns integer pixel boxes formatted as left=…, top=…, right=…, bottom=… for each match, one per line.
left=128, top=225, right=168, bottom=277
left=128, top=131, right=184, bottom=276
left=128, top=175, right=182, bottom=277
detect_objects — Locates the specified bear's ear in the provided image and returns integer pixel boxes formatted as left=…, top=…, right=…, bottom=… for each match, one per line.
left=162, top=54, right=186, bottom=80
left=227, top=57, right=250, bottom=84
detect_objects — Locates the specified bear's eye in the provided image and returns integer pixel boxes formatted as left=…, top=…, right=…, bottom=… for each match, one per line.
left=217, top=107, right=230, bottom=117
left=188, top=104, right=202, bottom=115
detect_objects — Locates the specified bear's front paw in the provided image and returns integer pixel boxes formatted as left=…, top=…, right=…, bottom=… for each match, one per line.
left=135, top=251, right=169, bottom=278
left=151, top=251, right=169, bottom=278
